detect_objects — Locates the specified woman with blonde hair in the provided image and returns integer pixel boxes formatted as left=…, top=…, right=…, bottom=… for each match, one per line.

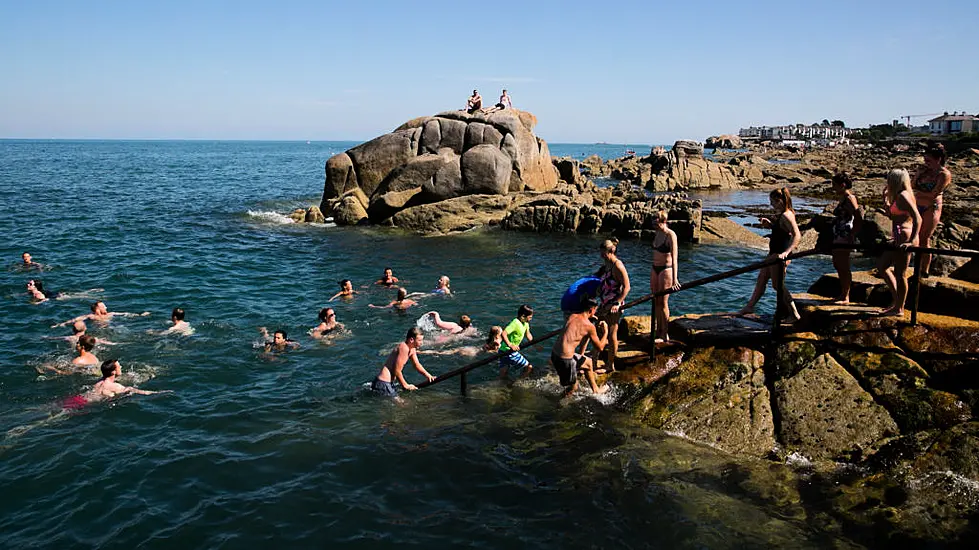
left=739, top=187, right=801, bottom=323
left=650, top=210, right=680, bottom=342
left=878, top=168, right=921, bottom=317
left=594, top=238, right=630, bottom=373
left=912, top=143, right=952, bottom=276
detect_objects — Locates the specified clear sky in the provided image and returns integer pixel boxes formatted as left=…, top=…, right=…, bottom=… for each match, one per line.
left=1, top=0, right=976, bottom=143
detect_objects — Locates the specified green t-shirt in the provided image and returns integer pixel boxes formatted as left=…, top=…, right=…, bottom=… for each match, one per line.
left=502, top=318, right=529, bottom=351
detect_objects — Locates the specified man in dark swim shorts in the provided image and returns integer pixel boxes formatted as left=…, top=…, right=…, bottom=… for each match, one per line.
left=550, top=297, right=608, bottom=397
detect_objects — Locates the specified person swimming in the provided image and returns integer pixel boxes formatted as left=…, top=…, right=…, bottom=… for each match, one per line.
left=369, top=287, right=417, bottom=310
left=53, top=301, right=149, bottom=328
left=425, top=311, right=472, bottom=334
left=82, top=359, right=168, bottom=403
left=26, top=279, right=53, bottom=302
left=432, top=276, right=451, bottom=295
left=330, top=279, right=359, bottom=301
left=375, top=268, right=400, bottom=287
left=71, top=334, right=100, bottom=369
left=259, top=328, right=300, bottom=352
left=311, top=307, right=343, bottom=339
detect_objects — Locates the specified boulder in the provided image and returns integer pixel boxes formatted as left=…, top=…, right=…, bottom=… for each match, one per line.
left=304, top=206, right=326, bottom=223
left=320, top=109, right=556, bottom=230
left=333, top=192, right=369, bottom=226
left=390, top=194, right=513, bottom=234
left=705, top=135, right=744, bottom=149
left=642, top=141, right=742, bottom=191
left=552, top=157, right=587, bottom=188
left=346, top=128, right=420, bottom=196
left=672, top=140, right=704, bottom=157
left=774, top=353, right=899, bottom=461
left=460, top=144, right=511, bottom=195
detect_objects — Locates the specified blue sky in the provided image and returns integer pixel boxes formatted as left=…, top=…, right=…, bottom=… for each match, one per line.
left=1, top=0, right=976, bottom=143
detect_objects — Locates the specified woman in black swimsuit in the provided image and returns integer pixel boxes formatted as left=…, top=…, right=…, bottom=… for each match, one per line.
left=650, top=210, right=680, bottom=342
left=830, top=173, right=861, bottom=303
left=739, top=188, right=801, bottom=323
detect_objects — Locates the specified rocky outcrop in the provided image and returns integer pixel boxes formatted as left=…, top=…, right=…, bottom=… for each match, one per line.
left=320, top=109, right=558, bottom=228
left=705, top=134, right=744, bottom=150
left=500, top=188, right=703, bottom=242
left=601, top=141, right=743, bottom=191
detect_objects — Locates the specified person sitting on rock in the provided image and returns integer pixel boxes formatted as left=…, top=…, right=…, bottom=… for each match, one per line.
left=465, top=90, right=482, bottom=114
left=485, top=89, right=512, bottom=113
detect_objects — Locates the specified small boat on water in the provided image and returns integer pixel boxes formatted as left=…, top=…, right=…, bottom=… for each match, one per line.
left=625, top=149, right=636, bottom=155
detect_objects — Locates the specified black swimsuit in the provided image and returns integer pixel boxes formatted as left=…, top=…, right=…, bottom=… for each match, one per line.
left=768, top=214, right=792, bottom=255
left=653, top=234, right=672, bottom=273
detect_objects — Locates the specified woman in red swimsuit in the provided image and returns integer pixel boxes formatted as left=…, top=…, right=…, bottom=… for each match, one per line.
left=878, top=169, right=921, bottom=317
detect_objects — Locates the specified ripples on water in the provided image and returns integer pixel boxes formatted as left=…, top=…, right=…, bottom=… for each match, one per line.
left=0, top=140, right=856, bottom=548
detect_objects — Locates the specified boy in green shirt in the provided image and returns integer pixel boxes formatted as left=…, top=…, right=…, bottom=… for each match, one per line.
left=499, top=304, right=534, bottom=378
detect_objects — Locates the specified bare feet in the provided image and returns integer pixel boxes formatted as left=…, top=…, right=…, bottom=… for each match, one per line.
left=833, top=296, right=850, bottom=305
left=879, top=307, right=904, bottom=317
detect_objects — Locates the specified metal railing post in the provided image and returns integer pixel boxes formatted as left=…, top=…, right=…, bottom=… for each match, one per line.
left=771, top=260, right=783, bottom=338
left=650, top=297, right=657, bottom=359
left=910, top=251, right=923, bottom=326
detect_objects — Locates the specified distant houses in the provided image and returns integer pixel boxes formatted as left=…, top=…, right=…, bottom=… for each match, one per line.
left=929, top=112, right=979, bottom=135
left=738, top=123, right=850, bottom=142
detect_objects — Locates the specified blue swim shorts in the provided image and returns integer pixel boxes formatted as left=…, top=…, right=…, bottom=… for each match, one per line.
left=371, top=377, right=398, bottom=397
left=499, top=351, right=530, bottom=370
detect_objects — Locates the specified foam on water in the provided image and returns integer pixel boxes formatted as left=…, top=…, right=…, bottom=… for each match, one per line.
left=245, top=210, right=296, bottom=224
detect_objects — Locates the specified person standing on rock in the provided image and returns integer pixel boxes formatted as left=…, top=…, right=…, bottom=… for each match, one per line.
left=594, top=238, right=630, bottom=373
left=551, top=297, right=609, bottom=398
left=877, top=169, right=921, bottom=317
left=830, top=173, right=861, bottom=304
left=912, top=143, right=952, bottom=277
left=650, top=210, right=681, bottom=342
left=738, top=188, right=801, bottom=323
left=465, top=90, right=482, bottom=114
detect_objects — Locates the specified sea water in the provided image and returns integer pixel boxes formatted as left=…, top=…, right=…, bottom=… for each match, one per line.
left=0, top=140, right=854, bottom=548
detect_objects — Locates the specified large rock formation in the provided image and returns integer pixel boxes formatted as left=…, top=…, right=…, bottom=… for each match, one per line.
left=320, top=109, right=559, bottom=227
left=601, top=140, right=743, bottom=191
left=705, top=134, right=744, bottom=149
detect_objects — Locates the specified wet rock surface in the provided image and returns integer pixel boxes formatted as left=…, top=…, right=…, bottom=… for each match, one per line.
left=610, top=301, right=979, bottom=543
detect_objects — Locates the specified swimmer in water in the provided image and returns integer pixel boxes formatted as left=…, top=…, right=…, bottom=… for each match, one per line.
left=330, top=279, right=359, bottom=301
left=46, top=320, right=116, bottom=347
left=53, top=301, right=149, bottom=328
left=20, top=252, right=45, bottom=271
left=259, top=328, right=300, bottom=352
left=369, top=287, right=417, bottom=310
left=426, top=311, right=473, bottom=334
left=72, top=334, right=100, bottom=369
left=371, top=327, right=435, bottom=397
left=418, top=325, right=502, bottom=357
left=26, top=279, right=51, bottom=302
left=375, top=267, right=400, bottom=287
left=310, top=307, right=343, bottom=339
left=162, top=308, right=193, bottom=335
left=432, top=275, right=451, bottom=295
left=86, top=359, right=168, bottom=401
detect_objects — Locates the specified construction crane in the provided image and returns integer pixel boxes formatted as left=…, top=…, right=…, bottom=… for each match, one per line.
left=901, top=113, right=942, bottom=127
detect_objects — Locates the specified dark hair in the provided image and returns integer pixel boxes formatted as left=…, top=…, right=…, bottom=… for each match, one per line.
left=397, top=287, right=408, bottom=300
left=582, top=296, right=600, bottom=310
left=459, top=315, right=472, bottom=329
left=405, top=327, right=422, bottom=341
left=517, top=304, right=534, bottom=318
left=318, top=307, right=333, bottom=322
left=925, top=143, right=947, bottom=166
left=339, top=279, right=351, bottom=288
left=274, top=330, right=287, bottom=340
left=831, top=172, right=853, bottom=189
left=90, top=301, right=102, bottom=313
left=31, top=280, right=48, bottom=297
left=171, top=307, right=185, bottom=321
left=384, top=267, right=392, bottom=273
left=770, top=187, right=794, bottom=212
left=100, top=359, right=118, bottom=379
left=78, top=334, right=96, bottom=352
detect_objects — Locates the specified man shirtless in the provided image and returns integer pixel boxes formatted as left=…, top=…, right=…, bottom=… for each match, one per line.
left=53, top=301, right=149, bottom=327
left=426, top=311, right=473, bottom=334
left=551, top=297, right=608, bottom=397
left=371, top=327, right=436, bottom=397
left=260, top=328, right=300, bottom=352
left=72, top=334, right=100, bottom=369
left=465, top=90, right=482, bottom=114
left=88, top=359, right=166, bottom=400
